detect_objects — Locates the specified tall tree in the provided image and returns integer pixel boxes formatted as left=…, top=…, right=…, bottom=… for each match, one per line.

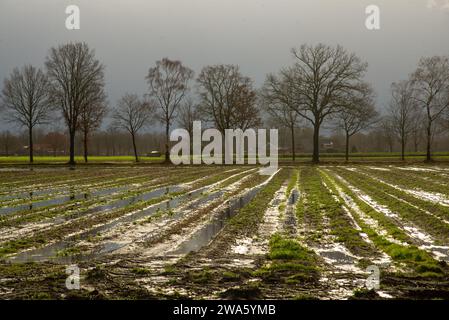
left=260, top=79, right=300, bottom=161
left=335, top=84, right=378, bottom=161
left=146, top=58, right=193, bottom=162
left=389, top=80, right=418, bottom=160
left=112, top=94, right=153, bottom=162
left=270, top=44, right=368, bottom=163
left=1, top=65, right=51, bottom=163
left=411, top=56, right=449, bottom=161
left=197, top=64, right=261, bottom=133
left=45, top=42, right=106, bottom=165
left=80, top=101, right=107, bottom=162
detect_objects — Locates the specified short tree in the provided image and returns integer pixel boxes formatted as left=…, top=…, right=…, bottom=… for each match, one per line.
left=260, top=78, right=300, bottom=161
left=335, top=84, right=378, bottom=161
left=1, top=65, right=51, bottom=163
left=389, top=80, right=418, bottom=160
left=80, top=101, right=108, bottom=162
left=112, top=94, right=154, bottom=162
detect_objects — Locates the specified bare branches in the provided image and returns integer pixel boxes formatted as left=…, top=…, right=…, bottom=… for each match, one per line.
left=45, top=42, right=106, bottom=165
left=196, top=64, right=261, bottom=133
left=266, top=44, right=369, bottom=163
left=177, top=98, right=200, bottom=139
left=411, top=55, right=449, bottom=161
left=113, top=94, right=152, bottom=135
left=80, top=100, right=108, bottom=162
left=289, top=44, right=368, bottom=123
left=146, top=58, right=193, bottom=161
left=1, top=65, right=51, bottom=127
left=260, top=77, right=301, bottom=160
left=388, top=80, right=419, bottom=160
left=337, top=83, right=377, bottom=136
left=1, top=65, right=52, bottom=162
left=113, top=93, right=154, bottom=162
left=334, top=83, right=378, bottom=160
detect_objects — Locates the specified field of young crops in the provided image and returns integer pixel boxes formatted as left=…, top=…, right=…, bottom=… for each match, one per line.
left=0, top=164, right=449, bottom=299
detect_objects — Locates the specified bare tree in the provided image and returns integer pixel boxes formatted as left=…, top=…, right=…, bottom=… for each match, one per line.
left=260, top=79, right=300, bottom=161
left=380, top=116, right=395, bottom=153
left=1, top=65, right=51, bottom=163
left=80, top=101, right=108, bottom=162
left=177, top=98, right=199, bottom=142
left=45, top=42, right=106, bottom=165
left=270, top=44, right=368, bottom=163
left=197, top=64, right=261, bottom=133
left=112, top=94, right=153, bottom=162
left=411, top=56, right=449, bottom=161
left=389, top=80, right=419, bottom=160
left=410, top=109, right=424, bottom=152
left=146, top=58, right=193, bottom=162
left=335, top=84, right=378, bottom=161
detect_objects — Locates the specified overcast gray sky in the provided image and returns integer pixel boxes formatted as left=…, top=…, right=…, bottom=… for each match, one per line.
left=1, top=0, right=448, bottom=131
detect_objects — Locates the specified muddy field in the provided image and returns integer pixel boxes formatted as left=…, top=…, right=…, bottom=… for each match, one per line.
left=1, top=164, right=449, bottom=300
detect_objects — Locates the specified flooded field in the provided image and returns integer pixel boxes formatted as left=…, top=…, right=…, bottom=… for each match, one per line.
left=1, top=164, right=449, bottom=299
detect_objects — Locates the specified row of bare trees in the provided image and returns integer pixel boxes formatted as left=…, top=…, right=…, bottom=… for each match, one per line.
left=0, top=43, right=107, bottom=164
left=1, top=42, right=449, bottom=164
left=112, top=61, right=261, bottom=162
left=261, top=45, right=449, bottom=163
left=387, top=56, right=449, bottom=161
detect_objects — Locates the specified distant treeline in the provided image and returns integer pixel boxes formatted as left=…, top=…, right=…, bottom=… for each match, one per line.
left=1, top=42, right=448, bottom=163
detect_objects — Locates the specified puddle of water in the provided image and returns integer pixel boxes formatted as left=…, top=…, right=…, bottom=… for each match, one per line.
left=8, top=185, right=186, bottom=263
left=7, top=170, right=272, bottom=263
left=0, top=181, right=155, bottom=215
left=319, top=250, right=356, bottom=265
left=288, top=189, right=299, bottom=205
left=88, top=172, right=258, bottom=256
left=170, top=186, right=262, bottom=255
left=0, top=191, right=90, bottom=215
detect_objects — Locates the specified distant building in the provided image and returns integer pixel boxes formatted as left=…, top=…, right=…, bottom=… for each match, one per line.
left=18, top=144, right=58, bottom=156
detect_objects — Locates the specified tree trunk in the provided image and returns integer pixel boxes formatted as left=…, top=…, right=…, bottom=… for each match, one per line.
left=164, top=121, right=170, bottom=163
left=28, top=126, right=34, bottom=163
left=69, top=130, right=76, bottom=165
left=345, top=133, right=349, bottom=162
left=312, top=123, right=320, bottom=164
left=413, top=135, right=419, bottom=153
left=426, top=122, right=432, bottom=162
left=401, top=137, right=405, bottom=161
left=291, top=125, right=296, bottom=162
left=131, top=132, right=139, bottom=162
left=83, top=131, right=89, bottom=163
